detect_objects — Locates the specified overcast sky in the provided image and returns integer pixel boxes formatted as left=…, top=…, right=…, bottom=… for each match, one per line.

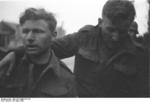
left=0, top=0, right=148, bottom=34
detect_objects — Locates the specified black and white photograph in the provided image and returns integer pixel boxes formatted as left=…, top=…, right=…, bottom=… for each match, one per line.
left=0, top=0, right=149, bottom=101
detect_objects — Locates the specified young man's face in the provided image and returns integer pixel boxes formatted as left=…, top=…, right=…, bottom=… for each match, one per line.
left=21, top=19, right=54, bottom=56
left=101, top=16, right=130, bottom=49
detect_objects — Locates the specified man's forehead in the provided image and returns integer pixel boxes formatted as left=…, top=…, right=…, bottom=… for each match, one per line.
left=21, top=20, right=48, bottom=28
left=22, top=19, right=48, bottom=27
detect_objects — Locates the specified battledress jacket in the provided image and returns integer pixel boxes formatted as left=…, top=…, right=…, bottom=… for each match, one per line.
left=0, top=51, right=76, bottom=97
left=51, top=25, right=149, bottom=97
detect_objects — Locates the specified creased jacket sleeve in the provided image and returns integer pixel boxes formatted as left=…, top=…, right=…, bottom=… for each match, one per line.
left=52, top=32, right=80, bottom=59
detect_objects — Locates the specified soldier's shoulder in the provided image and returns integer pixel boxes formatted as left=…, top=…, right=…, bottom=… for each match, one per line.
left=77, top=25, right=100, bottom=39
left=75, top=25, right=101, bottom=48
left=78, top=25, right=95, bottom=32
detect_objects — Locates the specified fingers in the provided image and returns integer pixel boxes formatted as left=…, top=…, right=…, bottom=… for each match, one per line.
left=6, top=55, right=16, bottom=76
left=0, top=52, right=15, bottom=71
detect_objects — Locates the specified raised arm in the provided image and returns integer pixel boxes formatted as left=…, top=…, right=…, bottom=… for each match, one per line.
left=52, top=32, right=80, bottom=59
left=0, top=52, right=16, bottom=77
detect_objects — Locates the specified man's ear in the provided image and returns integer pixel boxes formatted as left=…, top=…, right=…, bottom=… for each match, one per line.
left=98, top=20, right=103, bottom=27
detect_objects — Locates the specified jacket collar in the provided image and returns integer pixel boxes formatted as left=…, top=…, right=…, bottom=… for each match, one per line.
left=22, top=50, right=61, bottom=79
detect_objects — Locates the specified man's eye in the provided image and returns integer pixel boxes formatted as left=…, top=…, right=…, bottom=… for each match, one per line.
left=33, top=29, right=45, bottom=33
left=22, top=29, right=30, bottom=34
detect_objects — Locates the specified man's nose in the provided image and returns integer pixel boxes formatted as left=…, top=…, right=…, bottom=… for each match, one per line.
left=26, top=31, right=35, bottom=43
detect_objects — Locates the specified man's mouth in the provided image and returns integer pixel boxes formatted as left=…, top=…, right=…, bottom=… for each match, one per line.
left=26, top=45, right=38, bottom=50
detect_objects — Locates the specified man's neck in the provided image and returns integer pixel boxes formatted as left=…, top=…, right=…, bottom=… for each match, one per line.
left=28, top=49, right=51, bottom=65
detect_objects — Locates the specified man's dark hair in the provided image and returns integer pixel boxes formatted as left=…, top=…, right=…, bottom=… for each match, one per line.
left=19, top=8, right=57, bottom=32
left=102, top=0, right=136, bottom=25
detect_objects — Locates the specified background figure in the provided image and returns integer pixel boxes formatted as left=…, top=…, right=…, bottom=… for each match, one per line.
left=128, top=21, right=144, bottom=45
left=128, top=21, right=139, bottom=40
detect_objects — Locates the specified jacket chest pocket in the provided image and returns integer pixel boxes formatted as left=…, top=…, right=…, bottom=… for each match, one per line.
left=111, top=55, right=137, bottom=77
left=104, top=52, right=137, bottom=77
left=36, top=78, right=70, bottom=97
left=113, top=63, right=136, bottom=76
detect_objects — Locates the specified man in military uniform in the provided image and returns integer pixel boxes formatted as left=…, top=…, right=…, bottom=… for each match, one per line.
left=0, top=8, right=76, bottom=97
left=0, top=0, right=149, bottom=97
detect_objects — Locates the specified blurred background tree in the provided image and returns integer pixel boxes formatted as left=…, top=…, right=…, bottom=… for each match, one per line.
left=56, top=22, right=66, bottom=38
